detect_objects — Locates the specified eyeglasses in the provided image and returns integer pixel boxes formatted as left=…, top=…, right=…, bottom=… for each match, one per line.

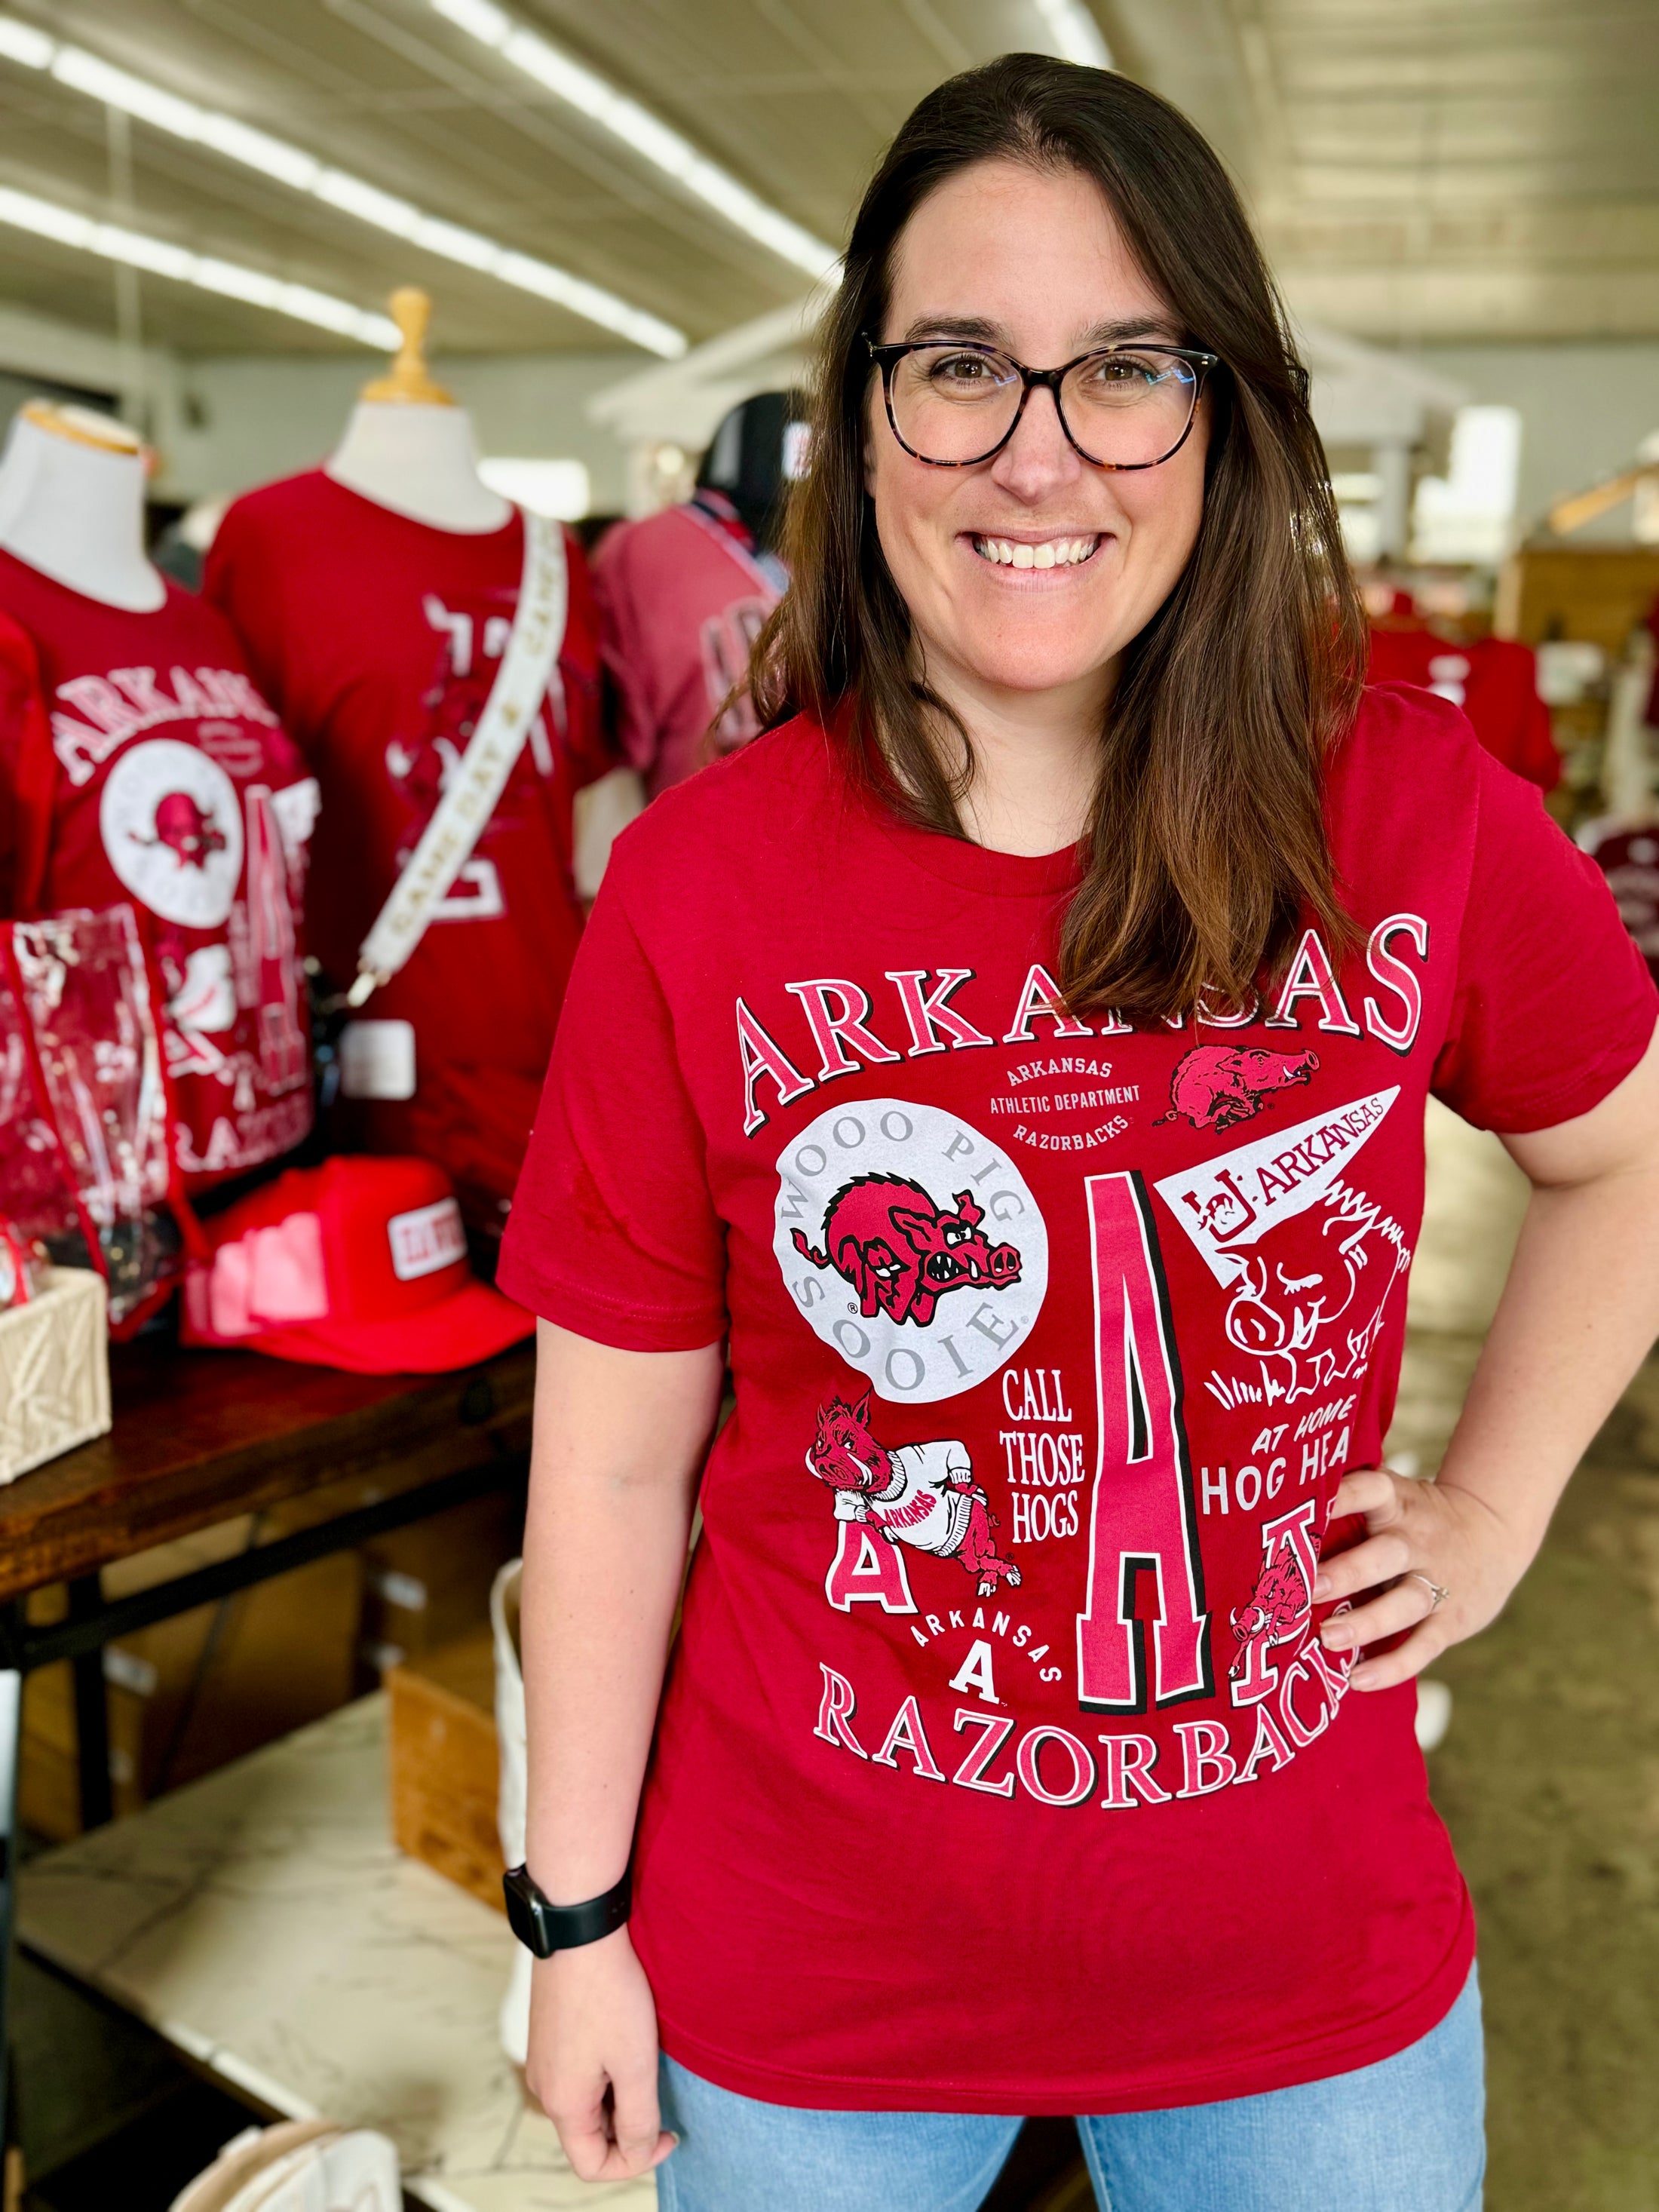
left=865, top=336, right=1220, bottom=471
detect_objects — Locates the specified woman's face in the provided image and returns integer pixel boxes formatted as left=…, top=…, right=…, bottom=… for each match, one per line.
left=867, top=159, right=1210, bottom=707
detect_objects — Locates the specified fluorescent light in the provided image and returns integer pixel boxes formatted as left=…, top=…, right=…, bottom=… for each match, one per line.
left=201, top=115, right=320, bottom=191
left=93, top=222, right=193, bottom=281
left=492, top=250, right=682, bottom=355
left=429, top=1, right=839, bottom=280
left=314, top=170, right=422, bottom=238
left=0, top=11, right=686, bottom=355
left=0, top=17, right=50, bottom=66
left=478, top=456, right=590, bottom=520
left=192, top=257, right=284, bottom=309
left=0, top=183, right=398, bottom=347
left=1032, top=0, right=1113, bottom=68
left=52, top=46, right=203, bottom=137
left=431, top=0, right=511, bottom=41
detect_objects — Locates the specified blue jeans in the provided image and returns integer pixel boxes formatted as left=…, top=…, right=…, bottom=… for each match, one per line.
left=656, top=1968, right=1483, bottom=2212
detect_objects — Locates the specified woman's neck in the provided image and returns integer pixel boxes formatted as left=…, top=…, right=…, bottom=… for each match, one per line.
left=925, top=653, right=1113, bottom=857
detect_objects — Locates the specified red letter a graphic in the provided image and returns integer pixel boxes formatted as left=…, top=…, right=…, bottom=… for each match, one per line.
left=825, top=1523, right=916, bottom=1613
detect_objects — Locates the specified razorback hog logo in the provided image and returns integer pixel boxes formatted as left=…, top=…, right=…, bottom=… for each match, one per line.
left=808, top=1391, right=1020, bottom=1595
left=136, top=791, right=228, bottom=870
left=1156, top=1045, right=1319, bottom=1134
left=791, top=1175, right=1022, bottom=1327
left=1229, top=1549, right=1310, bottom=1681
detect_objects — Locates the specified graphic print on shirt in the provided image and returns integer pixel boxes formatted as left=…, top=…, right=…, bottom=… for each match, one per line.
left=100, top=738, right=244, bottom=929
left=1228, top=1500, right=1321, bottom=1706
left=1154, top=1087, right=1412, bottom=1409
left=1154, top=1044, right=1319, bottom=1133
left=380, top=585, right=565, bottom=924
left=808, top=1391, right=1021, bottom=1608
left=774, top=1099, right=1049, bottom=1403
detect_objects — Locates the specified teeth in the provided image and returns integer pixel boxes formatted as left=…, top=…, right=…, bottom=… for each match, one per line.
left=974, top=535, right=1097, bottom=568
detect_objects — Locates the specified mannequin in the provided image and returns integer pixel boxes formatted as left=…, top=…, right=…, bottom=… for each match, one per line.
left=325, top=288, right=510, bottom=535
left=205, top=283, right=613, bottom=1238
left=0, top=401, right=166, bottom=612
left=0, top=407, right=317, bottom=1216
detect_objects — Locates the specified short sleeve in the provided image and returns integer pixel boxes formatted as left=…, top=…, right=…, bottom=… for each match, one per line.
left=591, top=526, right=660, bottom=780
left=496, top=863, right=726, bottom=1349
left=1433, top=747, right=1658, bottom=1131
left=203, top=503, right=287, bottom=716
left=0, top=614, right=54, bottom=916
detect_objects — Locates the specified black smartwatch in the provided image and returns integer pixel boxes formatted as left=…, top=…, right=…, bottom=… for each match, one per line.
left=502, top=1864, right=632, bottom=1958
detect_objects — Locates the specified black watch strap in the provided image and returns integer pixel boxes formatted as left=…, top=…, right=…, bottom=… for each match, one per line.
left=502, top=1864, right=631, bottom=1958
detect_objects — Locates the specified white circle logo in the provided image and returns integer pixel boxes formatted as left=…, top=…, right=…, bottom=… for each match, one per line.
left=100, top=739, right=243, bottom=929
left=774, top=1098, right=1049, bottom=1404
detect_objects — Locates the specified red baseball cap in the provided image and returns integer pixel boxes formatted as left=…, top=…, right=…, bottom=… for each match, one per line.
left=181, top=1156, right=533, bottom=1374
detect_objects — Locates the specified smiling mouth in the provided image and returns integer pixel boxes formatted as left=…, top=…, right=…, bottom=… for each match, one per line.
left=971, top=533, right=1101, bottom=569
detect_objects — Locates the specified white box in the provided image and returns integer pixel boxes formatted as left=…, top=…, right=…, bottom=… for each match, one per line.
left=0, top=1266, right=111, bottom=1483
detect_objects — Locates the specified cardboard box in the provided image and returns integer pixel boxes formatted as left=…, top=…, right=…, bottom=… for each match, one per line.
left=386, top=1630, right=505, bottom=1914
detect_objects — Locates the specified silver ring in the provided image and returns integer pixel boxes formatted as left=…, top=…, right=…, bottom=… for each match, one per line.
left=1409, top=1572, right=1449, bottom=1612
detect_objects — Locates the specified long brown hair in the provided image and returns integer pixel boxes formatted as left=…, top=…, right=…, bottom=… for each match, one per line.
left=749, top=54, right=1365, bottom=1024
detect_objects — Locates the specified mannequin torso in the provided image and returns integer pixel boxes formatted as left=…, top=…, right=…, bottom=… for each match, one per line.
left=0, top=403, right=166, bottom=612
left=325, top=403, right=510, bottom=535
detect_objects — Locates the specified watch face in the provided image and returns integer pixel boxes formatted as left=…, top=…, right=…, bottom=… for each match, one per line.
left=503, top=1865, right=552, bottom=1956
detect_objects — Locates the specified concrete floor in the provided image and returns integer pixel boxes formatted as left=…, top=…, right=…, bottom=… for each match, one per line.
left=10, top=1097, right=1657, bottom=2208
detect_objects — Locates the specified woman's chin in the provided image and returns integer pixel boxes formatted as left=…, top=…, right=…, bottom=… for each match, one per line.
left=946, top=643, right=1118, bottom=702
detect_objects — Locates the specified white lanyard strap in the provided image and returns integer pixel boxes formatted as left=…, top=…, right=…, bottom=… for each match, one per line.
left=349, top=511, right=567, bottom=1006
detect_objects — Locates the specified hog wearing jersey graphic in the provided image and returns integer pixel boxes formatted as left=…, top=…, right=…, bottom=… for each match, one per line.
left=807, top=1391, right=1020, bottom=1596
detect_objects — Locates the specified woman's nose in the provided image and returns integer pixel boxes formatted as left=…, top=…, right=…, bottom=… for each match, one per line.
left=989, top=383, right=1084, bottom=501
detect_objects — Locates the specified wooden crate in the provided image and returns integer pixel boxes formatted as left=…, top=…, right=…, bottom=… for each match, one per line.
left=1495, top=545, right=1659, bottom=652
left=386, top=1628, right=505, bottom=1913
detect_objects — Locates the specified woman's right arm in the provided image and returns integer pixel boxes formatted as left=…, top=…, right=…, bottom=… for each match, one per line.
left=520, top=1315, right=725, bottom=2182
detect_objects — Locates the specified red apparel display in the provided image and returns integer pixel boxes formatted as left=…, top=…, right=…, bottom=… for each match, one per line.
left=0, top=563, right=314, bottom=1188
left=500, top=683, right=1657, bottom=2116
left=1367, top=623, right=1559, bottom=793
left=204, top=474, right=609, bottom=1223
left=593, top=489, right=785, bottom=797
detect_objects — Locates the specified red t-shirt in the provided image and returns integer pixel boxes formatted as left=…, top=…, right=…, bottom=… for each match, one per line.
left=498, top=683, right=1655, bottom=2115
left=0, top=561, right=314, bottom=1187
left=204, top=474, right=609, bottom=1223
left=1367, top=624, right=1559, bottom=792
left=593, top=493, right=784, bottom=799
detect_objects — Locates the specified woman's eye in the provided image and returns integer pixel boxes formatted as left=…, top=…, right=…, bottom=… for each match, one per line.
left=1089, top=355, right=1155, bottom=385
left=931, top=353, right=995, bottom=385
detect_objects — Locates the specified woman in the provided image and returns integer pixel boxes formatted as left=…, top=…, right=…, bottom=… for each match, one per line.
left=496, top=54, right=1659, bottom=2212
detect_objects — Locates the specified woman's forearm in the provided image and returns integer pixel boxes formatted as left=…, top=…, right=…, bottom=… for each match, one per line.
left=1432, top=1156, right=1659, bottom=1555
left=519, top=1319, right=724, bottom=1903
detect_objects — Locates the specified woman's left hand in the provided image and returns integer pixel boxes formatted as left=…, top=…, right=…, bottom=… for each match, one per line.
left=1313, top=1468, right=1532, bottom=1691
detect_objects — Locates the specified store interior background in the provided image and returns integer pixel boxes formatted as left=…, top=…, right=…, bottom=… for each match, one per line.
left=0, top=2, right=1656, bottom=2209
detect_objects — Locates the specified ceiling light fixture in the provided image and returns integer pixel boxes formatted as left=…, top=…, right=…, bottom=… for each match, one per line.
left=427, top=0, right=839, bottom=281
left=0, top=14, right=686, bottom=356
left=0, top=182, right=401, bottom=345
left=1031, top=0, right=1113, bottom=69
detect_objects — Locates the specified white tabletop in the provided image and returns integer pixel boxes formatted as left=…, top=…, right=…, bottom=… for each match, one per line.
left=18, top=1694, right=656, bottom=2212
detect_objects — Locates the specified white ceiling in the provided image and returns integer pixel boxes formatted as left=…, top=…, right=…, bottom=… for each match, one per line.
left=0, top=0, right=1652, bottom=364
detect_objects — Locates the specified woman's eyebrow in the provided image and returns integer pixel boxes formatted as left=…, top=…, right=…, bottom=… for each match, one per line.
left=900, top=314, right=1004, bottom=342
left=1077, top=316, right=1180, bottom=347
left=897, top=314, right=1182, bottom=348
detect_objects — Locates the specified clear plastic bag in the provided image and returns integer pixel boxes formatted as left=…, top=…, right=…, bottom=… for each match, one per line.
left=0, top=904, right=181, bottom=1326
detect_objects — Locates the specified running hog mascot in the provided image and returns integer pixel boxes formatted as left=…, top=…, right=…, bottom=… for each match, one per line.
left=807, top=1391, right=1021, bottom=1597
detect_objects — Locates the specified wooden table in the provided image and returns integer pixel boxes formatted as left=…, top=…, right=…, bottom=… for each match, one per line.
left=0, top=1334, right=536, bottom=2149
